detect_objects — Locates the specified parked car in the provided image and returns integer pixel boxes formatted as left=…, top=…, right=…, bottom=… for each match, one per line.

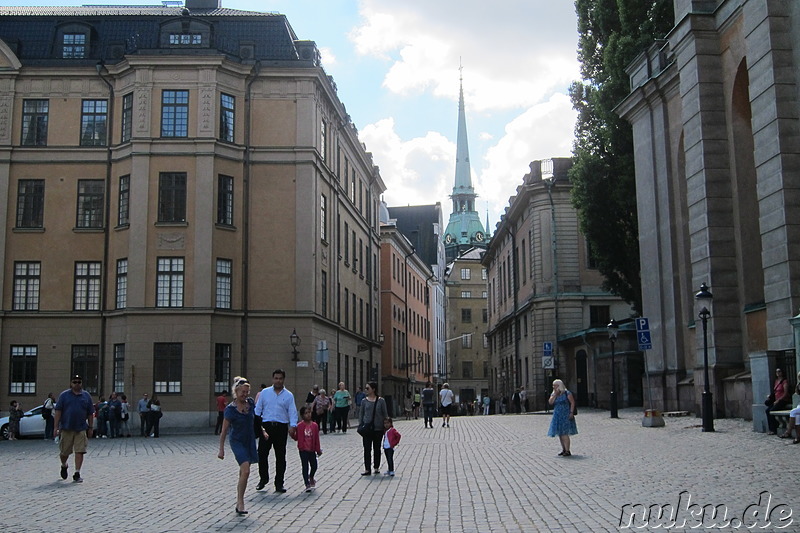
left=0, top=404, right=45, bottom=440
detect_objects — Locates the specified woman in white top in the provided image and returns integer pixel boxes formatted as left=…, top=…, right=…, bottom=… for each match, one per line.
left=439, top=383, right=455, bottom=428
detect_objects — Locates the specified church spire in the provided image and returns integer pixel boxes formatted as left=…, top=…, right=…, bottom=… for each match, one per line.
left=442, top=63, right=487, bottom=261
left=453, top=64, right=475, bottom=200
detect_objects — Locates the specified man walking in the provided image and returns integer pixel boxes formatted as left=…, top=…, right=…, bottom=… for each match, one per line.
left=214, top=391, right=228, bottom=435
left=53, top=375, right=94, bottom=483
left=137, top=393, right=150, bottom=437
left=254, top=369, right=297, bottom=493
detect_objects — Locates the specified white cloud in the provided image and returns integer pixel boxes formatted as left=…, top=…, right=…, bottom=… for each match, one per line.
left=319, top=47, right=337, bottom=67
left=359, top=118, right=454, bottom=209
left=475, top=93, right=577, bottom=229
left=350, top=0, right=580, bottom=112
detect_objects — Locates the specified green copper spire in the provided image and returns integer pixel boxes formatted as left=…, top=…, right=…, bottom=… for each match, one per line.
left=443, top=65, right=487, bottom=261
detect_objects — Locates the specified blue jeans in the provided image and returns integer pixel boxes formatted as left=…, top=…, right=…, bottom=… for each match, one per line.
left=423, top=404, right=435, bottom=426
left=299, top=450, right=318, bottom=486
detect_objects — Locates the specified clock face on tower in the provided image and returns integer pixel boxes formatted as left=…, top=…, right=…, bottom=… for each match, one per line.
left=444, top=234, right=453, bottom=244
left=474, top=231, right=484, bottom=242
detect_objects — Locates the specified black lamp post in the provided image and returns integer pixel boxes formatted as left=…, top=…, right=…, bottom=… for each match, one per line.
left=608, top=319, right=619, bottom=418
left=290, top=328, right=301, bottom=361
left=695, top=283, right=714, bottom=432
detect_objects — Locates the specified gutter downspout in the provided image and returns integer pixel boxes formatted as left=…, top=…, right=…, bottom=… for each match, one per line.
left=241, top=61, right=261, bottom=376
left=97, top=62, right=114, bottom=396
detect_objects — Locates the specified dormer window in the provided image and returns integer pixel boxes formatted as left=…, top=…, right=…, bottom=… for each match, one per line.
left=63, top=33, right=86, bottom=58
left=169, top=33, right=202, bottom=46
left=160, top=19, right=211, bottom=49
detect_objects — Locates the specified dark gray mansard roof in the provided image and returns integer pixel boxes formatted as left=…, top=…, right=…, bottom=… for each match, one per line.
left=0, top=5, right=303, bottom=65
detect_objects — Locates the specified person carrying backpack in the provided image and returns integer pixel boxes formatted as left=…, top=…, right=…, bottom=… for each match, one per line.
left=42, top=392, right=56, bottom=439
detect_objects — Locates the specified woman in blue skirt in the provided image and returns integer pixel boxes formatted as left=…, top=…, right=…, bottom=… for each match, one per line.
left=547, top=379, right=577, bottom=456
left=218, top=376, right=268, bottom=515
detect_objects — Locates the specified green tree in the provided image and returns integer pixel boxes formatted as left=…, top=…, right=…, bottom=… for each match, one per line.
left=569, top=0, right=673, bottom=315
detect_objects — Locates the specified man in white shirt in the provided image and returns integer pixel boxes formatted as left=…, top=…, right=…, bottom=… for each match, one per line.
left=254, top=369, right=298, bottom=493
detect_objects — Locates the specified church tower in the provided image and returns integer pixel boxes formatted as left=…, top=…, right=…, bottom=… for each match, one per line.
left=443, top=69, right=487, bottom=261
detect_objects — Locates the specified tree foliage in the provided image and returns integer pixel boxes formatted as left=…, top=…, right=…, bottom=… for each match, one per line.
left=569, top=0, right=674, bottom=315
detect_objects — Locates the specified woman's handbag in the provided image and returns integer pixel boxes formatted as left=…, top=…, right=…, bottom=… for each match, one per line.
left=765, top=396, right=775, bottom=407
left=357, top=397, right=378, bottom=436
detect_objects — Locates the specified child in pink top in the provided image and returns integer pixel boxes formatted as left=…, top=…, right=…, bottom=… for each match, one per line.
left=294, top=406, right=322, bottom=492
left=382, top=417, right=401, bottom=476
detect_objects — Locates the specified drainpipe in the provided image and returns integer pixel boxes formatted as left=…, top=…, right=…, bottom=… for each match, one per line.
left=97, top=61, right=114, bottom=396
left=241, top=61, right=261, bottom=376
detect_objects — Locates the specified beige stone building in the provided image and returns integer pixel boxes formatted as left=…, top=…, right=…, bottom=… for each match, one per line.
left=483, top=159, right=632, bottom=412
left=0, top=0, right=384, bottom=430
left=617, top=0, right=800, bottom=425
left=444, top=247, right=490, bottom=408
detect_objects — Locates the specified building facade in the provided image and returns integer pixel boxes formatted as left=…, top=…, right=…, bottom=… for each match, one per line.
left=617, top=0, right=800, bottom=424
left=0, top=0, right=385, bottom=428
left=387, top=203, right=447, bottom=384
left=444, top=247, right=490, bottom=407
left=483, top=159, right=633, bottom=412
left=379, top=215, right=433, bottom=416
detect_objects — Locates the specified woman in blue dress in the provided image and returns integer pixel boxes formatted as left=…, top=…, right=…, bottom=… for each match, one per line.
left=217, top=376, right=268, bottom=515
left=547, top=379, right=577, bottom=456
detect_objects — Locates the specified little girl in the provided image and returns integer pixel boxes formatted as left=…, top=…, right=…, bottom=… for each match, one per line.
left=382, top=418, right=401, bottom=476
left=294, top=406, right=322, bottom=492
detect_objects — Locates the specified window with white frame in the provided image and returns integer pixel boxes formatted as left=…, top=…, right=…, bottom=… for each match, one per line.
left=74, top=262, right=101, bottom=310
left=160, top=90, right=189, bottom=137
left=80, top=100, right=108, bottom=146
left=113, top=344, right=125, bottom=393
left=216, top=258, right=232, bottom=309
left=13, top=261, right=40, bottom=311
left=62, top=33, right=86, bottom=58
left=460, top=268, right=471, bottom=280
left=21, top=99, right=48, bottom=146
left=116, top=258, right=128, bottom=309
left=10, top=345, right=36, bottom=394
left=156, top=257, right=184, bottom=307
left=154, top=343, right=182, bottom=393
left=219, top=93, right=235, bottom=143
left=461, top=291, right=471, bottom=298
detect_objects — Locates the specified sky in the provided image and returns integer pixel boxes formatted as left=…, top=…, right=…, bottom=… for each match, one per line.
left=9, top=0, right=581, bottom=233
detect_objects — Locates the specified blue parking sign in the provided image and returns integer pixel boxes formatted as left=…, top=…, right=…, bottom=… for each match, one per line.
left=636, top=318, right=652, bottom=350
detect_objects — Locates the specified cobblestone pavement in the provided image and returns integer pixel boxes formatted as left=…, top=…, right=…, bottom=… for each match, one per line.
left=1, top=408, right=797, bottom=533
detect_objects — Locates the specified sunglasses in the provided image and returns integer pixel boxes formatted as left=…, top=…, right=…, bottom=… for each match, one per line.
left=72, top=380, right=82, bottom=384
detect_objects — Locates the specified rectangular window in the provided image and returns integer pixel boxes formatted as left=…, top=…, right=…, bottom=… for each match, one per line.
left=161, top=90, right=189, bottom=137
left=10, top=346, right=36, bottom=394
left=214, top=344, right=231, bottom=393
left=74, top=262, right=101, bottom=311
left=344, top=288, right=349, bottom=328
left=589, top=305, right=611, bottom=328
left=158, top=172, right=187, bottom=222
left=217, top=175, right=233, bottom=226
left=116, top=258, right=128, bottom=309
left=80, top=99, right=108, bottom=146
left=482, top=309, right=488, bottom=323
left=156, top=257, right=184, bottom=307
left=113, top=344, right=125, bottom=393
left=21, top=99, right=48, bottom=146
left=121, top=93, right=133, bottom=143
left=153, top=343, right=182, bottom=394
left=461, top=291, right=471, bottom=298
left=71, top=345, right=99, bottom=394
left=462, top=361, right=473, bottom=379
left=169, top=33, right=201, bottom=45
left=320, top=120, right=327, bottom=162
left=216, top=258, right=232, bottom=309
left=219, top=93, right=234, bottom=143
left=76, top=180, right=105, bottom=228
left=62, top=33, right=86, bottom=58
left=461, top=309, right=472, bottom=323
left=344, top=222, right=350, bottom=264
left=320, top=194, right=327, bottom=241
left=13, top=262, right=40, bottom=311
left=482, top=268, right=488, bottom=280
left=350, top=170, right=356, bottom=201
left=16, top=179, right=45, bottom=228
left=461, top=268, right=471, bottom=280
left=461, top=334, right=472, bottom=348
left=321, top=270, right=328, bottom=318
left=118, top=175, right=130, bottom=226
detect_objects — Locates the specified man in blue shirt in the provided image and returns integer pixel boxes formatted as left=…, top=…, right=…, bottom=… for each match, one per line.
left=254, top=369, right=297, bottom=493
left=53, top=375, right=95, bottom=483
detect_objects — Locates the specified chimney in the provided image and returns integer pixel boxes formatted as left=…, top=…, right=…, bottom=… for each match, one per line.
left=184, top=0, right=222, bottom=9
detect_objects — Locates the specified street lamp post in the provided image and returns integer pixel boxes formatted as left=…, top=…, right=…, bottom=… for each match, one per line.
left=695, top=283, right=714, bottom=432
left=607, top=319, right=619, bottom=418
left=290, top=328, right=301, bottom=361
